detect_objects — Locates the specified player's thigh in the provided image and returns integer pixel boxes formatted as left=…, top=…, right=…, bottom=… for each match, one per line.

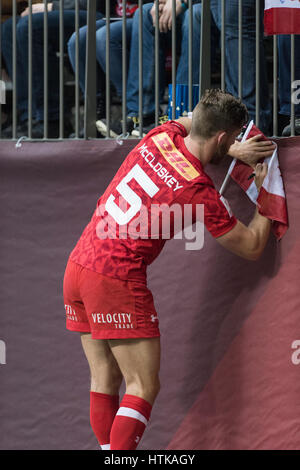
left=81, top=333, right=123, bottom=393
left=108, top=337, right=161, bottom=389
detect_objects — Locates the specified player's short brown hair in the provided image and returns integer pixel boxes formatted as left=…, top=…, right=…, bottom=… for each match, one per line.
left=190, top=89, right=249, bottom=139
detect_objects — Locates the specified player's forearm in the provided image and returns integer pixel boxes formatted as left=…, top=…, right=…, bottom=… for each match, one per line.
left=247, top=207, right=271, bottom=260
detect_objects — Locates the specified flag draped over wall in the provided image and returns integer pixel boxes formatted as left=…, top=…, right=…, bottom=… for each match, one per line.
left=226, top=121, right=288, bottom=240
left=264, top=0, right=300, bottom=35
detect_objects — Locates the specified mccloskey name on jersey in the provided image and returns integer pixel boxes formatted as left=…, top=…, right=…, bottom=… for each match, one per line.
left=104, top=454, right=196, bottom=467
left=138, top=143, right=184, bottom=192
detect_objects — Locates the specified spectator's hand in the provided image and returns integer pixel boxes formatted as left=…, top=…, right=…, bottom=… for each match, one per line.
left=158, top=0, right=184, bottom=33
left=254, top=162, right=268, bottom=191
left=228, top=134, right=276, bottom=168
left=150, top=1, right=166, bottom=27
left=21, top=3, right=53, bottom=17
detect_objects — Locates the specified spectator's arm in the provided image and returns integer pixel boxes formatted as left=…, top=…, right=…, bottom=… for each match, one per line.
left=21, top=2, right=53, bottom=17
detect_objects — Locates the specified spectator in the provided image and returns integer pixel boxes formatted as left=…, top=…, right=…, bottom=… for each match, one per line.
left=173, top=0, right=271, bottom=134
left=173, top=2, right=220, bottom=89
left=68, top=1, right=152, bottom=138
left=277, top=35, right=300, bottom=136
left=97, top=0, right=202, bottom=138
left=1, top=0, right=105, bottom=139
left=97, top=0, right=272, bottom=138
left=210, top=0, right=272, bottom=135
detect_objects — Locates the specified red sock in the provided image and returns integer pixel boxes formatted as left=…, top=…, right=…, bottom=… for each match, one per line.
left=110, top=394, right=152, bottom=450
left=90, top=391, right=119, bottom=449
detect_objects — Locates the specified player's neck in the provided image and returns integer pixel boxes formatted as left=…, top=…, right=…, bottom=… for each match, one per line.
left=184, top=135, right=216, bottom=167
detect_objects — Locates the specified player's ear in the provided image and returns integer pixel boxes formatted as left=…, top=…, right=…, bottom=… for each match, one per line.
left=217, top=131, right=227, bottom=146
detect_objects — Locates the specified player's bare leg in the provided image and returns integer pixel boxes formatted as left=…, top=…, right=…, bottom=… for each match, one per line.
left=80, top=333, right=123, bottom=394
left=80, top=333, right=123, bottom=449
left=108, top=337, right=161, bottom=404
left=108, top=337, right=161, bottom=449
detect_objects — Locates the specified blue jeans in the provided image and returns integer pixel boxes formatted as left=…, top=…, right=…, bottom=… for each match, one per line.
left=68, top=19, right=133, bottom=99
left=176, top=3, right=220, bottom=84
left=277, top=35, right=300, bottom=117
left=126, top=3, right=185, bottom=117
left=96, top=19, right=134, bottom=98
left=1, top=10, right=92, bottom=122
left=210, top=0, right=271, bottom=134
left=68, top=17, right=106, bottom=97
left=127, top=1, right=271, bottom=132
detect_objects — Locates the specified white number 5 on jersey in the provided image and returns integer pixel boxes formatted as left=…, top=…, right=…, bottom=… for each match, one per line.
left=105, top=164, right=159, bottom=225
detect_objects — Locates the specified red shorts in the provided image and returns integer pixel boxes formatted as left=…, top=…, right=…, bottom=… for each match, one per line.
left=63, top=260, right=160, bottom=339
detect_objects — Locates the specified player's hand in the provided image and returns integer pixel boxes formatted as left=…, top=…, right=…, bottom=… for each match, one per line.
left=254, top=162, right=268, bottom=191
left=21, top=3, right=53, bottom=16
left=229, top=134, right=276, bottom=169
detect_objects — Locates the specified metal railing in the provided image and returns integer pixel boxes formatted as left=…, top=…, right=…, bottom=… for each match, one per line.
left=0, top=0, right=298, bottom=141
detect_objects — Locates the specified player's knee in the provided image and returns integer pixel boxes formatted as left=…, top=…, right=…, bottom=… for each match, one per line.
left=126, top=373, right=160, bottom=403
left=90, top=364, right=123, bottom=394
left=91, top=374, right=123, bottom=395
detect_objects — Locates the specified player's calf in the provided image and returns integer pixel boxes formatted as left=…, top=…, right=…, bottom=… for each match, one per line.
left=110, top=393, right=154, bottom=450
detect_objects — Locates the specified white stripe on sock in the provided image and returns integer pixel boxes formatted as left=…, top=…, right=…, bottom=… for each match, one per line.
left=116, top=406, right=148, bottom=425
left=101, top=444, right=110, bottom=450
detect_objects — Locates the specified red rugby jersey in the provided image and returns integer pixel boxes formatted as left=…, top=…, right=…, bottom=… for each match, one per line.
left=69, top=121, right=237, bottom=282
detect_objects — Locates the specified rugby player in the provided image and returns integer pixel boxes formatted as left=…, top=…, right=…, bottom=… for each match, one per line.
left=63, top=89, right=275, bottom=450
